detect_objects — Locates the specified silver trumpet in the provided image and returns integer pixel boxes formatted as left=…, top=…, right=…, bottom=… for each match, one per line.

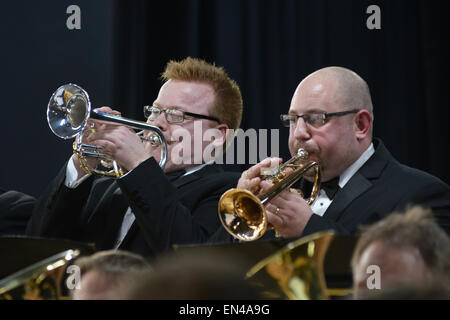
left=47, top=83, right=167, bottom=177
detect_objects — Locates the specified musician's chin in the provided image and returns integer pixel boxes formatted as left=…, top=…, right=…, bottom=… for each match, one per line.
left=303, top=170, right=315, bottom=181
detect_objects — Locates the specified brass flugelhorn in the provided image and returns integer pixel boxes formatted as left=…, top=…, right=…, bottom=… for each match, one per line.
left=218, top=149, right=321, bottom=241
left=47, top=83, right=167, bottom=177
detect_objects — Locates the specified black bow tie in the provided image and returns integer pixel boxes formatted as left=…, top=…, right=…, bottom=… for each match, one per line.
left=166, top=169, right=186, bottom=182
left=320, top=177, right=341, bottom=199
left=301, top=176, right=340, bottom=200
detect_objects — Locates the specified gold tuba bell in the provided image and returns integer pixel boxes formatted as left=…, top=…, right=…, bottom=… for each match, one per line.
left=47, top=83, right=167, bottom=177
left=0, top=250, right=80, bottom=300
left=218, top=149, right=321, bottom=241
left=245, top=231, right=335, bottom=299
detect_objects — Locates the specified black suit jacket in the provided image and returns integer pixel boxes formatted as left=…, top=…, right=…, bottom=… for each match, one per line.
left=27, top=158, right=240, bottom=258
left=211, top=139, right=450, bottom=243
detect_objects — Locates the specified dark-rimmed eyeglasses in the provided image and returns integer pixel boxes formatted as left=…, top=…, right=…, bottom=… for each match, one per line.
left=280, top=109, right=360, bottom=128
left=144, top=105, right=220, bottom=124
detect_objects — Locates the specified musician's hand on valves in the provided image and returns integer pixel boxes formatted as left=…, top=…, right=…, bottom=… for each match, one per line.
left=85, top=107, right=149, bottom=172
left=71, top=107, right=122, bottom=178
left=264, top=183, right=313, bottom=239
left=237, top=157, right=282, bottom=195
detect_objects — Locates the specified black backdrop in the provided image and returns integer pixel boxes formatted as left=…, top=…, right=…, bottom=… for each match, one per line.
left=1, top=0, right=449, bottom=198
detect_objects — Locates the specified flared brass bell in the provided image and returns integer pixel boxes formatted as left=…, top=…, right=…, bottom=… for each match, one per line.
left=246, top=231, right=334, bottom=300
left=218, top=149, right=321, bottom=241
left=0, top=250, right=80, bottom=300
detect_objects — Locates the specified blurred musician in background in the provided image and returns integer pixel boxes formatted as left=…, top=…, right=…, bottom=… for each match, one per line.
left=351, top=205, right=450, bottom=299
left=0, top=188, right=35, bottom=236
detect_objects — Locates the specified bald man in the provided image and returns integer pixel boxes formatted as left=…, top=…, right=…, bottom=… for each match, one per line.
left=213, top=66, right=450, bottom=242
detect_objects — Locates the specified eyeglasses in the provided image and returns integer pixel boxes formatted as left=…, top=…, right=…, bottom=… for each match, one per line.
left=143, top=105, right=220, bottom=124
left=280, top=109, right=360, bottom=128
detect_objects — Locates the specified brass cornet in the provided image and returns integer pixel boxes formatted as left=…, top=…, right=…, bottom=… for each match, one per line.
left=47, top=83, right=167, bottom=177
left=218, top=149, right=321, bottom=241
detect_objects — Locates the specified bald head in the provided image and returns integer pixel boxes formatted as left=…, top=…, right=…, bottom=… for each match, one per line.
left=296, top=67, right=374, bottom=116
left=288, top=67, right=374, bottom=181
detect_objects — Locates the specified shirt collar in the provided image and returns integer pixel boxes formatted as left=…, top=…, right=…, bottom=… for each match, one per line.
left=338, top=143, right=375, bottom=188
left=182, top=160, right=215, bottom=177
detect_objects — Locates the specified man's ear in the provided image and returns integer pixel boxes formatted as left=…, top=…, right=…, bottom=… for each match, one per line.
left=354, top=110, right=372, bottom=140
left=202, top=124, right=230, bottom=162
left=210, top=124, right=229, bottom=148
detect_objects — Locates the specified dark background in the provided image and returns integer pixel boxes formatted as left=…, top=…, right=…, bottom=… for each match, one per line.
left=1, top=0, right=448, bottom=198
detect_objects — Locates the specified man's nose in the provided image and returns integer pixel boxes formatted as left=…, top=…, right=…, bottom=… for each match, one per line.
left=292, top=118, right=311, bottom=140
left=148, top=112, right=168, bottom=131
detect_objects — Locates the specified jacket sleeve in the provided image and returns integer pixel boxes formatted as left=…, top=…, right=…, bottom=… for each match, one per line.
left=117, top=158, right=239, bottom=253
left=26, top=163, right=95, bottom=240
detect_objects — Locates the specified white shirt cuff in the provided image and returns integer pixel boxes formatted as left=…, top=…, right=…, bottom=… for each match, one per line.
left=65, top=157, right=92, bottom=188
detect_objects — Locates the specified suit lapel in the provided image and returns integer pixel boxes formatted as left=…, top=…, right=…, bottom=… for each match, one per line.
left=95, top=184, right=130, bottom=249
left=172, top=173, right=199, bottom=188
left=118, top=220, right=139, bottom=249
left=119, top=164, right=224, bottom=249
left=173, top=164, right=222, bottom=188
left=322, top=139, right=390, bottom=222
left=323, top=171, right=372, bottom=221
